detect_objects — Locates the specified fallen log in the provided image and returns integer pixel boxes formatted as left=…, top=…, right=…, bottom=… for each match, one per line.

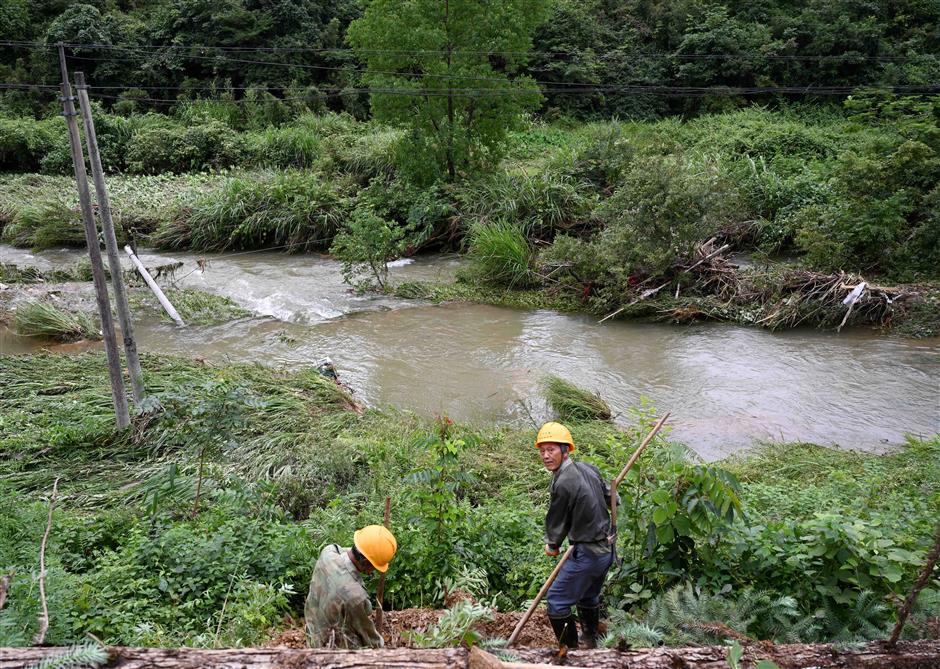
left=0, top=646, right=466, bottom=669
left=3, top=641, right=940, bottom=669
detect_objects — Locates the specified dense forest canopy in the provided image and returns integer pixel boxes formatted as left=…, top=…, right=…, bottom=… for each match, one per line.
left=1, top=0, right=938, bottom=118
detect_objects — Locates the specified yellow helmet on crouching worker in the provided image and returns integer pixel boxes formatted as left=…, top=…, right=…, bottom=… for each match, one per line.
left=353, top=525, right=398, bottom=573
left=534, top=421, right=575, bottom=452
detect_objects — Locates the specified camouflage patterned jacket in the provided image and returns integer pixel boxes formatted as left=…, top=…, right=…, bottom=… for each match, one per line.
left=304, top=544, right=384, bottom=649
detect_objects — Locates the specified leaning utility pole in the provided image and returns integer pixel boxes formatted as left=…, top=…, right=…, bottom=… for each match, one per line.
left=74, top=71, right=146, bottom=403
left=57, top=44, right=130, bottom=429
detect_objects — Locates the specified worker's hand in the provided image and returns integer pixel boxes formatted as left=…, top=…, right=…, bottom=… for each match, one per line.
left=544, top=544, right=560, bottom=557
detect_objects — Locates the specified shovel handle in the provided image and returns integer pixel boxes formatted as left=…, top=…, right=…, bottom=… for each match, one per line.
left=507, top=544, right=575, bottom=646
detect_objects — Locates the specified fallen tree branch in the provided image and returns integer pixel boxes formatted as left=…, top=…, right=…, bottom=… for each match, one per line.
left=33, top=477, right=59, bottom=646
left=887, top=524, right=940, bottom=648
left=0, top=572, right=11, bottom=610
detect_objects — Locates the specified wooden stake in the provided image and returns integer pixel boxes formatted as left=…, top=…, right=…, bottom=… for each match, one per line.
left=57, top=45, right=129, bottom=429
left=74, top=71, right=146, bottom=404
left=374, top=496, right=392, bottom=631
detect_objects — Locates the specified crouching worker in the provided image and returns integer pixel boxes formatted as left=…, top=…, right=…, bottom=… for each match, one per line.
left=537, top=422, right=616, bottom=649
left=304, top=525, right=397, bottom=648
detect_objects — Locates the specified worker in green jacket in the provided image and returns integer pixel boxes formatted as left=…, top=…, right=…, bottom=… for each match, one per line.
left=304, top=525, right=398, bottom=648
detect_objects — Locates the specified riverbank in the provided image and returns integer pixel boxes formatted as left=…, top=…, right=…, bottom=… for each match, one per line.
left=2, top=103, right=937, bottom=337
left=1, top=351, right=937, bottom=648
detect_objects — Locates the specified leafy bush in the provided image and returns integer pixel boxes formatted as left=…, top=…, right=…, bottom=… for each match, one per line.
left=0, top=116, right=60, bottom=172
left=605, top=583, right=814, bottom=647
left=125, top=120, right=244, bottom=174
left=330, top=206, right=414, bottom=291
left=408, top=601, right=494, bottom=648
left=464, top=221, right=535, bottom=288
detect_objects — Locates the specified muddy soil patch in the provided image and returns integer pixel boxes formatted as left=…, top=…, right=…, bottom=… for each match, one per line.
left=266, top=609, right=556, bottom=649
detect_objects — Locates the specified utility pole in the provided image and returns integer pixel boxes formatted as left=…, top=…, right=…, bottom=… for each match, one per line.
left=57, top=44, right=130, bottom=429
left=74, top=71, right=146, bottom=403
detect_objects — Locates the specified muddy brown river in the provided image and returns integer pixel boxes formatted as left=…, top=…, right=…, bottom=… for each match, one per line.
left=2, top=245, right=937, bottom=459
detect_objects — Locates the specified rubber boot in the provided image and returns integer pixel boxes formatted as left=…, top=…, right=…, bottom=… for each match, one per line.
left=578, top=605, right=600, bottom=649
left=549, top=614, right=579, bottom=649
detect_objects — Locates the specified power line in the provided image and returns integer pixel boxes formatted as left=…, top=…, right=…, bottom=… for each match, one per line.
left=4, top=81, right=940, bottom=102
left=1, top=39, right=933, bottom=62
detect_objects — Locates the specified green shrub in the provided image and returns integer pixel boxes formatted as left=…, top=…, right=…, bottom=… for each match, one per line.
left=330, top=206, right=414, bottom=292
left=465, top=221, right=535, bottom=288
left=125, top=120, right=244, bottom=174
left=0, top=116, right=60, bottom=172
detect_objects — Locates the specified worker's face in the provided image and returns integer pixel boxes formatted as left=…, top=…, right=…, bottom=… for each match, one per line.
left=539, top=442, right=567, bottom=472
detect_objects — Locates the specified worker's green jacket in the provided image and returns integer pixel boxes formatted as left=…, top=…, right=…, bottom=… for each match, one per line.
left=304, top=544, right=384, bottom=649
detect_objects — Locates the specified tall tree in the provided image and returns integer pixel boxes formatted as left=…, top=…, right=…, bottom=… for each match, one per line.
left=347, top=0, right=551, bottom=183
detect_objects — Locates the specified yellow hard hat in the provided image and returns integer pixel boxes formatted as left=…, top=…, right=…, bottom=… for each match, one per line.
left=534, top=421, right=575, bottom=452
left=353, top=525, right=398, bottom=573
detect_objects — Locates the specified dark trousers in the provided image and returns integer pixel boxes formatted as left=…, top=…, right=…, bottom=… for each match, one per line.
left=546, top=544, right=614, bottom=618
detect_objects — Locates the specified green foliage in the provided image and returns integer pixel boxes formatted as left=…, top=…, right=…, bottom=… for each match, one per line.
left=24, top=641, right=108, bottom=669
left=1, top=202, right=85, bottom=250
left=1, top=354, right=938, bottom=647
left=542, top=375, right=611, bottom=422
left=12, top=301, right=99, bottom=342
left=465, top=222, right=535, bottom=289
left=459, top=172, right=594, bottom=238
left=408, top=600, right=494, bottom=648
left=605, top=583, right=814, bottom=647
left=0, top=117, right=61, bottom=172
left=154, top=171, right=352, bottom=252
left=330, top=207, right=413, bottom=292
left=400, top=418, right=478, bottom=604
left=792, top=95, right=940, bottom=278
left=126, top=120, right=244, bottom=174
left=347, top=0, right=551, bottom=183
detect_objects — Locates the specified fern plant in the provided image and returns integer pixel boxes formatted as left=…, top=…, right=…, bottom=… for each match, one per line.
left=407, top=601, right=494, bottom=648
left=604, top=583, right=816, bottom=648
left=26, top=642, right=108, bottom=669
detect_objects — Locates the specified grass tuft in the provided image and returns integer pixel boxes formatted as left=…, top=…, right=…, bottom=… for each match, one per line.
left=465, top=222, right=535, bottom=288
left=12, top=300, right=99, bottom=342
left=542, top=374, right=612, bottom=422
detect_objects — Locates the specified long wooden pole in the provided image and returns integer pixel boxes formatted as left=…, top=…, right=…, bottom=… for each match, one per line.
left=74, top=71, right=145, bottom=404
left=507, top=544, right=575, bottom=647
left=57, top=44, right=130, bottom=429
left=609, top=413, right=670, bottom=543
left=374, top=496, right=392, bottom=631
